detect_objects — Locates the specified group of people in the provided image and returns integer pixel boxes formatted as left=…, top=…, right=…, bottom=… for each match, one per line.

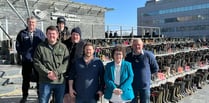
left=16, top=16, right=159, bottom=103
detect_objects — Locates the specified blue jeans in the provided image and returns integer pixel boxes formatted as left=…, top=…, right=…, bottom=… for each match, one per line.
left=131, top=89, right=150, bottom=103
left=39, top=83, right=65, bottom=103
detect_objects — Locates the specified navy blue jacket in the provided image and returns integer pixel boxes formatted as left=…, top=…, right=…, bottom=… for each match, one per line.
left=125, top=50, right=159, bottom=89
left=16, top=28, right=45, bottom=62
left=69, top=57, right=105, bottom=101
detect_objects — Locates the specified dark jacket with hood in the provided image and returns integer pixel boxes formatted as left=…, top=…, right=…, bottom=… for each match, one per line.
left=63, top=38, right=85, bottom=76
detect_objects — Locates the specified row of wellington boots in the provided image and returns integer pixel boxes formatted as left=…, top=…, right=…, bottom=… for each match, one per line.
left=184, top=78, right=193, bottom=95
left=168, top=85, right=178, bottom=103
left=150, top=71, right=207, bottom=103
left=194, top=73, right=203, bottom=89
left=186, top=74, right=198, bottom=92
left=161, top=84, right=170, bottom=103
left=151, top=87, right=164, bottom=103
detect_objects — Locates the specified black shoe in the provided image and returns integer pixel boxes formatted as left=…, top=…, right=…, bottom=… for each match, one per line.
left=20, top=97, right=27, bottom=103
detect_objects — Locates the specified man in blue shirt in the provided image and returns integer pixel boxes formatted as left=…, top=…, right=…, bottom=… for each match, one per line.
left=68, top=42, right=105, bottom=103
left=125, top=38, right=159, bottom=103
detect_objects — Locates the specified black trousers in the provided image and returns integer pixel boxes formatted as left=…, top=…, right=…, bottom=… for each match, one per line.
left=21, top=62, right=39, bottom=98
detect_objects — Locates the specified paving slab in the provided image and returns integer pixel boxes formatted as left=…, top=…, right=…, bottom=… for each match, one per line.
left=179, top=83, right=209, bottom=103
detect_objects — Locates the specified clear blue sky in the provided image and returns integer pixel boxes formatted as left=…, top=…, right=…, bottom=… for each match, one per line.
left=73, top=0, right=147, bottom=26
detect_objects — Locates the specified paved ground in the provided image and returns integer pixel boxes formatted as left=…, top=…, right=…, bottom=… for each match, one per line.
left=178, top=83, right=209, bottom=103
left=0, top=65, right=38, bottom=103
left=0, top=64, right=209, bottom=103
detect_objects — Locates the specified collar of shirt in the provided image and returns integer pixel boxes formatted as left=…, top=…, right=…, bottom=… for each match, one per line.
left=27, top=27, right=37, bottom=32
left=114, top=61, right=122, bottom=67
left=29, top=32, right=34, bottom=36
left=114, top=61, right=122, bottom=72
left=132, top=50, right=144, bottom=56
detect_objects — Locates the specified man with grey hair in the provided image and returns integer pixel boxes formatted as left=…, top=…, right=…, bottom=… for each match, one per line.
left=125, top=38, right=159, bottom=103
left=16, top=16, right=45, bottom=103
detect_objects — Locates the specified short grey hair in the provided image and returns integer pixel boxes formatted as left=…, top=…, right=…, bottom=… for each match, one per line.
left=131, top=38, right=144, bottom=45
left=27, top=16, right=37, bottom=22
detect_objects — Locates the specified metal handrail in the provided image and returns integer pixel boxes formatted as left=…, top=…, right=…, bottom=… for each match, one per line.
left=0, top=25, right=12, bottom=40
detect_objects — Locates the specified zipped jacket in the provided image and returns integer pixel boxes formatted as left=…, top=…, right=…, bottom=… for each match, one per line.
left=33, top=40, right=69, bottom=84
left=16, top=28, right=45, bottom=62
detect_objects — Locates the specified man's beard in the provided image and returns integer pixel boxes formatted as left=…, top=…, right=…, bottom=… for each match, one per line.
left=85, top=53, right=92, bottom=57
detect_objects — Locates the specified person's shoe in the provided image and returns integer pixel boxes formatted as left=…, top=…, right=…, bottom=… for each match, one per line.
left=20, top=97, right=27, bottom=103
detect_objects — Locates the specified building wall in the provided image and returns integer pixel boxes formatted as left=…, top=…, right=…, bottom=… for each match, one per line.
left=0, top=0, right=107, bottom=39
left=138, top=0, right=209, bottom=38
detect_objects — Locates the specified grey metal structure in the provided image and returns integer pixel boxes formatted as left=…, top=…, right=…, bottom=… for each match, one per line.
left=138, top=0, right=209, bottom=38
left=0, top=0, right=112, bottom=39
left=0, top=0, right=114, bottom=64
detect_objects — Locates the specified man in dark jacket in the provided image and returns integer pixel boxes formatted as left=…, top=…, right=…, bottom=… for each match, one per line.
left=56, top=16, right=70, bottom=42
left=15, top=16, right=45, bottom=103
left=63, top=26, right=85, bottom=103
left=69, top=42, right=105, bottom=103
left=125, top=38, right=159, bottom=103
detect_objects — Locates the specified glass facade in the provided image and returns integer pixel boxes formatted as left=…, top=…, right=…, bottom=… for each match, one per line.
left=142, top=3, right=209, bottom=16
left=162, top=25, right=209, bottom=33
left=139, top=0, right=209, bottom=37
left=151, top=14, right=209, bottom=25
